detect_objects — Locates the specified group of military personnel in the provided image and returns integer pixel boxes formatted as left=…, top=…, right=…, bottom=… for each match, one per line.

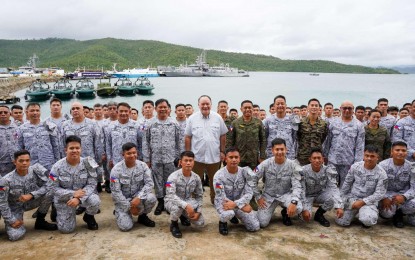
left=0, top=94, right=414, bottom=241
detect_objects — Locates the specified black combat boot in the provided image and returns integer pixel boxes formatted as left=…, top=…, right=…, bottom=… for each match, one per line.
left=35, top=212, right=57, bottom=231
left=219, top=221, right=228, bottom=236
left=314, top=207, right=330, bottom=227
left=104, top=180, right=111, bottom=193
left=76, top=206, right=86, bottom=215
left=50, top=203, right=57, bottom=222
left=170, top=221, right=182, bottom=238
left=96, top=182, right=102, bottom=193
left=281, top=208, right=292, bottom=226
left=137, top=214, right=156, bottom=227
left=83, top=213, right=99, bottom=230
left=393, top=209, right=404, bottom=228
left=32, top=210, right=39, bottom=218
left=179, top=215, right=191, bottom=226
left=154, top=198, right=164, bottom=215
left=230, top=216, right=239, bottom=224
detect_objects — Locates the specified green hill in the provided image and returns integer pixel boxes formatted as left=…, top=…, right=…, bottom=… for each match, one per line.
left=0, top=38, right=399, bottom=74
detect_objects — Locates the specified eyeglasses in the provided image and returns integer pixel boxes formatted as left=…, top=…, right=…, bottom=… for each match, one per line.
left=0, top=111, right=9, bottom=114
left=341, top=107, right=353, bottom=111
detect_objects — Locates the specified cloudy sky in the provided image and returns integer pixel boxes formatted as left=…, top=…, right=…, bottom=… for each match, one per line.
left=1, top=0, right=414, bottom=67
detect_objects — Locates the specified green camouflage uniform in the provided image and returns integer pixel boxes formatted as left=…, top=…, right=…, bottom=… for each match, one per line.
left=224, top=115, right=236, bottom=150
left=297, top=117, right=328, bottom=166
left=365, top=125, right=391, bottom=161
left=227, top=117, right=266, bottom=169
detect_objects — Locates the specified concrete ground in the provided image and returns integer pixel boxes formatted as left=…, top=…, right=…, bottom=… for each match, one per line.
left=1, top=190, right=415, bottom=260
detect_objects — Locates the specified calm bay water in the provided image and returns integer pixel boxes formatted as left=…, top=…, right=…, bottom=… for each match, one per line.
left=13, top=72, right=415, bottom=119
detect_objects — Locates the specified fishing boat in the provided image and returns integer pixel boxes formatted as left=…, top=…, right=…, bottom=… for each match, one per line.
left=51, top=78, right=74, bottom=99
left=24, top=79, right=51, bottom=101
left=75, top=78, right=95, bottom=98
left=115, top=77, right=135, bottom=96
left=134, top=77, right=154, bottom=95
left=97, top=78, right=117, bottom=97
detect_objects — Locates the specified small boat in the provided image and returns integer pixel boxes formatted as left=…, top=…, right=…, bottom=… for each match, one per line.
left=115, top=77, right=135, bottom=96
left=51, top=78, right=74, bottom=99
left=309, top=73, right=319, bottom=76
left=97, top=78, right=117, bottom=97
left=24, top=79, right=51, bottom=101
left=75, top=78, right=95, bottom=98
left=134, top=76, right=154, bottom=95
left=112, top=67, right=159, bottom=78
left=0, top=94, right=20, bottom=104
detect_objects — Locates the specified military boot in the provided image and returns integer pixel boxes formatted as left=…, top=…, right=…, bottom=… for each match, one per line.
left=104, top=180, right=111, bottom=193
left=281, top=208, right=292, bottom=226
left=314, top=207, right=330, bottom=227
left=50, top=203, right=57, bottom=222
left=35, top=213, right=57, bottom=231
left=32, top=210, right=39, bottom=218
left=230, top=216, right=239, bottom=224
left=76, top=206, right=86, bottom=215
left=393, top=209, right=404, bottom=228
left=219, top=221, right=228, bottom=236
left=137, top=214, right=155, bottom=227
left=154, top=198, right=164, bottom=215
left=179, top=215, right=191, bottom=226
left=96, top=182, right=102, bottom=193
left=83, top=213, right=99, bottom=230
left=170, top=221, right=182, bottom=238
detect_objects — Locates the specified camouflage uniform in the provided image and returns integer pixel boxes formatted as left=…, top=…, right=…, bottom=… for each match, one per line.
left=263, top=114, right=300, bottom=159
left=175, top=119, right=187, bottom=153
left=323, top=116, right=336, bottom=125
left=378, top=159, right=415, bottom=225
left=110, top=160, right=157, bottom=231
left=297, top=117, right=328, bottom=166
left=49, top=157, right=100, bottom=233
left=227, top=117, right=266, bottom=169
left=61, top=118, right=104, bottom=182
left=250, top=158, right=303, bottom=228
left=17, top=121, right=60, bottom=171
left=380, top=114, right=396, bottom=136
left=364, top=125, right=391, bottom=161
left=300, top=164, right=343, bottom=214
left=142, top=117, right=180, bottom=198
left=392, top=116, right=415, bottom=162
left=101, top=118, right=117, bottom=181
left=323, top=118, right=365, bottom=187
left=335, top=161, right=387, bottom=227
left=213, top=166, right=260, bottom=231
left=0, top=164, right=52, bottom=241
left=0, top=123, right=18, bottom=176
left=105, top=120, right=142, bottom=165
left=137, top=117, right=154, bottom=160
left=223, top=116, right=236, bottom=150
left=45, top=114, right=71, bottom=158
left=165, top=169, right=205, bottom=227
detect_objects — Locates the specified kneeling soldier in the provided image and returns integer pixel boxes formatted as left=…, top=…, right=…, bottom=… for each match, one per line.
left=335, top=145, right=387, bottom=228
left=165, top=151, right=204, bottom=238
left=0, top=150, right=57, bottom=241
left=49, top=135, right=100, bottom=233
left=379, top=141, right=415, bottom=227
left=110, top=142, right=156, bottom=231
left=251, top=138, right=303, bottom=228
left=300, top=148, right=344, bottom=227
left=213, top=147, right=260, bottom=235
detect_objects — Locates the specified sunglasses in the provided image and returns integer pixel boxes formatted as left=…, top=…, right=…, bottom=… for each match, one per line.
left=341, top=107, right=353, bottom=111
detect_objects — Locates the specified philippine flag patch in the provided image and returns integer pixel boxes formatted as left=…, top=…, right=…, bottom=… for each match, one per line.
left=254, top=166, right=259, bottom=173
left=49, top=173, right=57, bottom=181
left=0, top=186, right=5, bottom=191
left=165, top=182, right=172, bottom=187
left=394, top=125, right=402, bottom=131
left=215, top=183, right=223, bottom=189
left=110, top=176, right=117, bottom=183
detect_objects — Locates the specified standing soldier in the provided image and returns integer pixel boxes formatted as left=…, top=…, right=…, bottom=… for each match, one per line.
left=101, top=101, right=118, bottom=193
left=392, top=99, right=415, bottom=162
left=0, top=150, right=57, bottom=241
left=263, top=95, right=300, bottom=160
left=335, top=145, right=387, bottom=228
left=110, top=143, right=156, bottom=231
left=45, top=98, right=71, bottom=158
left=324, top=100, right=365, bottom=187
left=323, top=103, right=335, bottom=124
left=11, top=105, right=24, bottom=126
left=17, top=103, right=60, bottom=171
left=297, top=98, right=328, bottom=166
left=365, top=109, right=391, bottom=161
left=377, top=98, right=397, bottom=136
left=227, top=100, right=266, bottom=170
left=213, top=148, right=260, bottom=235
left=61, top=102, right=104, bottom=214
left=49, top=135, right=100, bottom=233
left=165, top=151, right=204, bottom=238
left=143, top=99, right=180, bottom=215
left=378, top=141, right=415, bottom=227
left=185, top=104, right=194, bottom=118
left=300, top=148, right=343, bottom=227
left=217, top=100, right=235, bottom=150
left=250, top=138, right=303, bottom=228
left=175, top=103, right=187, bottom=153
left=0, top=106, right=18, bottom=176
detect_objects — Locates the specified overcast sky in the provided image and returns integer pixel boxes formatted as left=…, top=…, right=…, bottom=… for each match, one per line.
left=1, top=0, right=414, bottom=67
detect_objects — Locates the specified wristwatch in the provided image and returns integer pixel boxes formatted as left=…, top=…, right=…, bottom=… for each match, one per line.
left=291, top=200, right=298, bottom=205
